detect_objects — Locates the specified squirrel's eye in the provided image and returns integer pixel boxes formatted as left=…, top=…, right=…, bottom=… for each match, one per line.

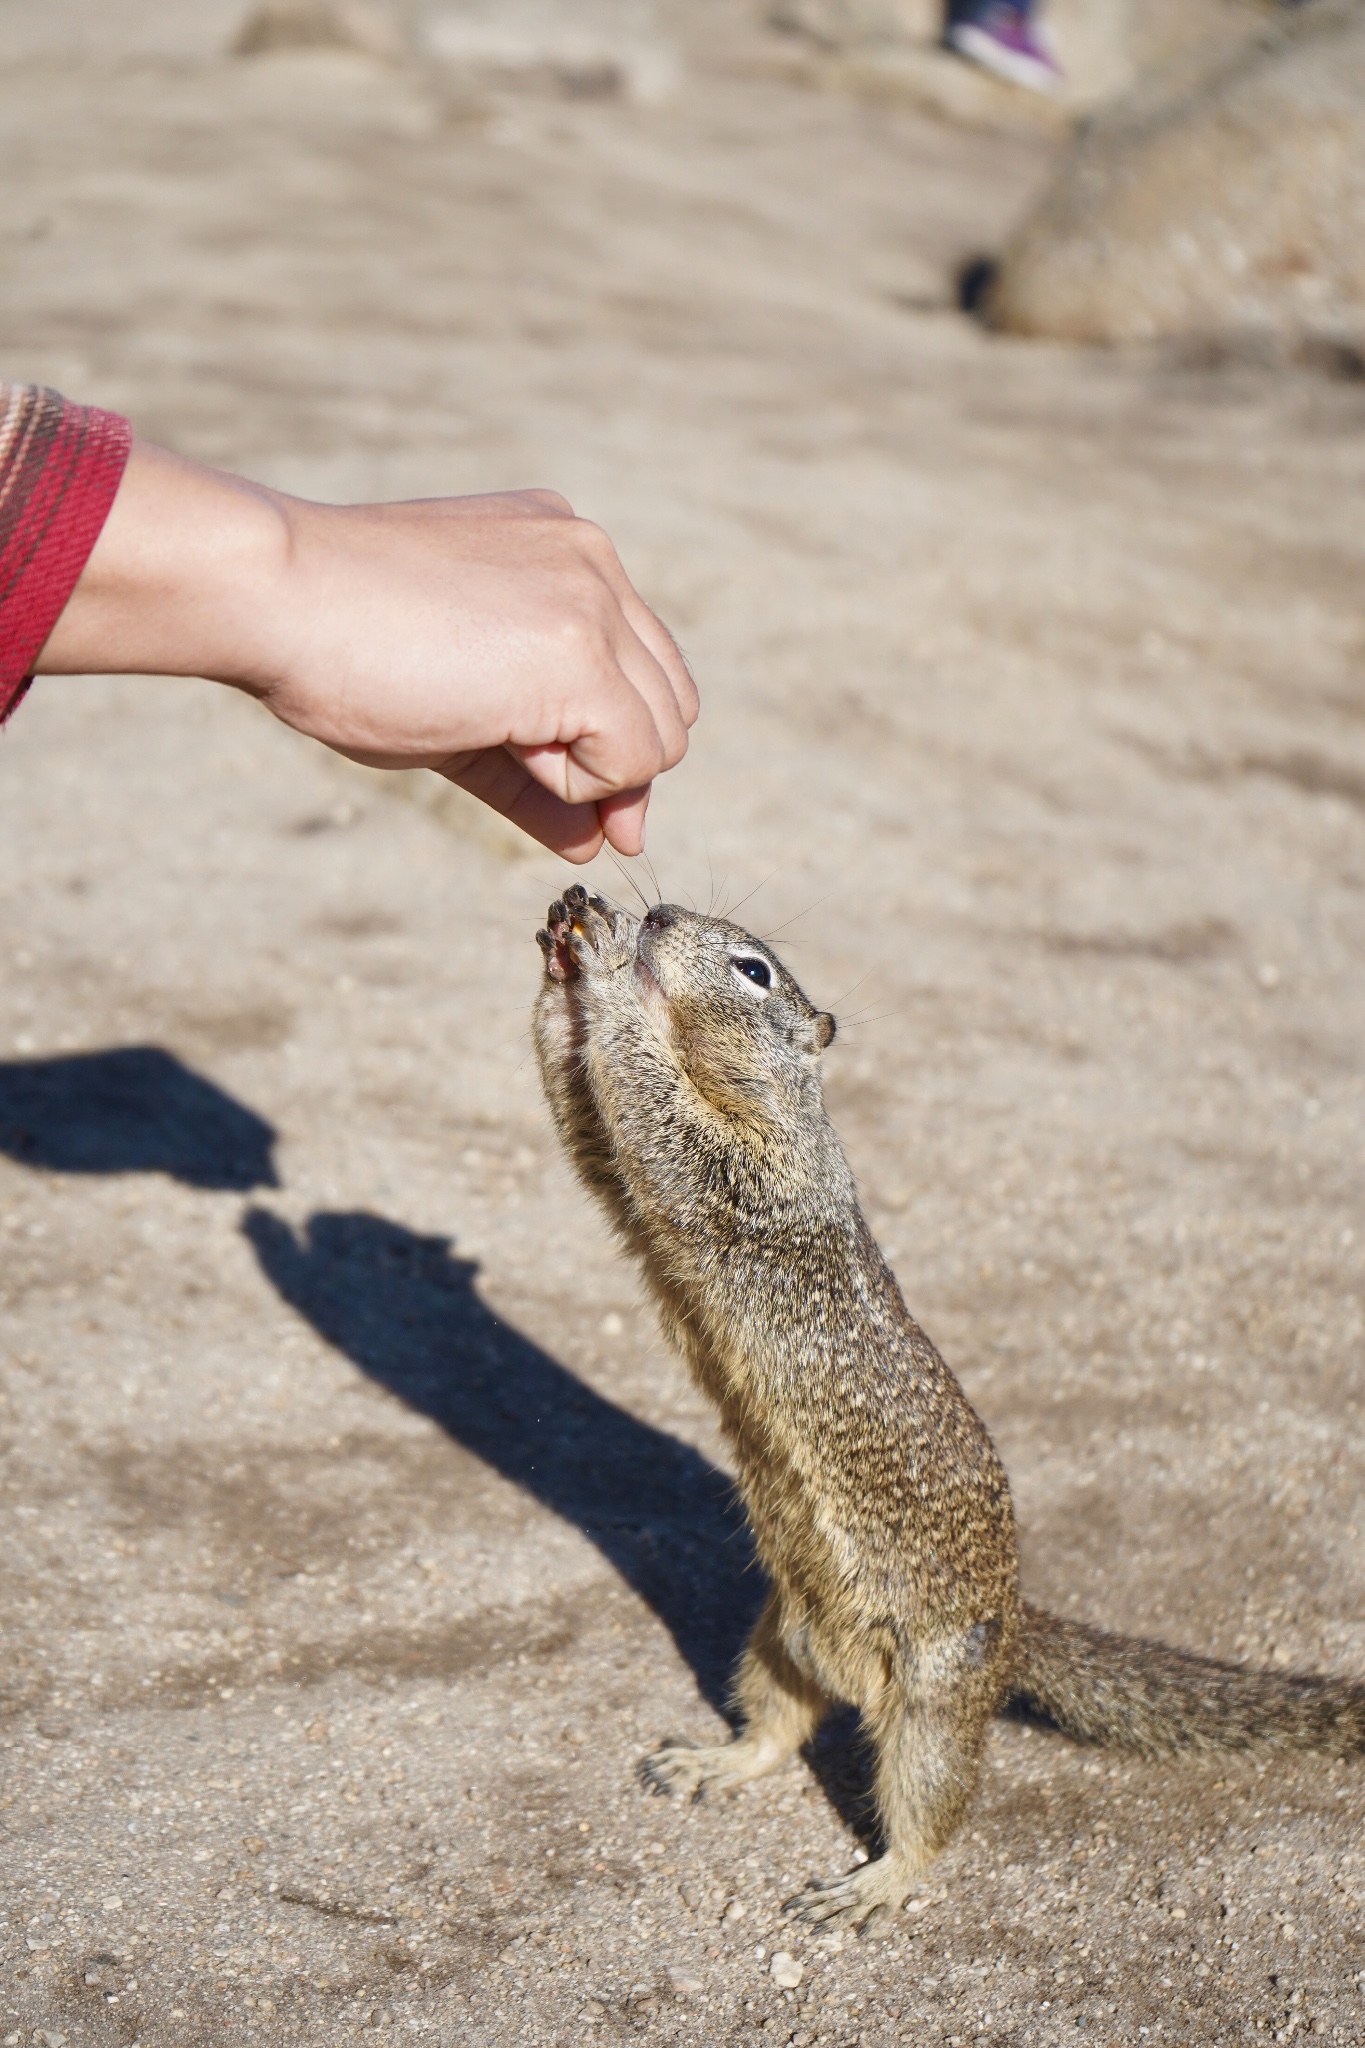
left=731, top=956, right=772, bottom=991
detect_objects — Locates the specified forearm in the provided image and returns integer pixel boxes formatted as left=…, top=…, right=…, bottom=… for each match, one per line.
left=34, top=439, right=291, bottom=685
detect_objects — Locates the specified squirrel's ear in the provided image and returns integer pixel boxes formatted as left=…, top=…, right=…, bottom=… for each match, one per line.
left=796, top=1010, right=836, bottom=1054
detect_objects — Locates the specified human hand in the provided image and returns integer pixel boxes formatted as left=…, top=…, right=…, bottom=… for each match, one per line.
left=36, top=440, right=697, bottom=860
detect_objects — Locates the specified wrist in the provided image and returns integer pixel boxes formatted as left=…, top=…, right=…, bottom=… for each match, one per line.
left=34, top=438, right=294, bottom=686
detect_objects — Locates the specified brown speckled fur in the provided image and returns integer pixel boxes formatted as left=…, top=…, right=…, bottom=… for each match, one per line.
left=532, top=889, right=1365, bottom=1929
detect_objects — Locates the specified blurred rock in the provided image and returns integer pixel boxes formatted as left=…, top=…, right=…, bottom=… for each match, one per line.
left=233, top=0, right=404, bottom=60
left=988, top=0, right=1365, bottom=359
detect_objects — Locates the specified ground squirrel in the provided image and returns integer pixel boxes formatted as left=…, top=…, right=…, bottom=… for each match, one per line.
left=533, top=887, right=1365, bottom=1929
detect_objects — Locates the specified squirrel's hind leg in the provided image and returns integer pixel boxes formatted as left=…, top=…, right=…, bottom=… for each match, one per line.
left=641, top=1592, right=830, bottom=1802
left=785, top=1673, right=993, bottom=1931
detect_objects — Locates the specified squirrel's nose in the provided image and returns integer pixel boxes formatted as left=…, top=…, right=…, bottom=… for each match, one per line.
left=643, top=903, right=681, bottom=930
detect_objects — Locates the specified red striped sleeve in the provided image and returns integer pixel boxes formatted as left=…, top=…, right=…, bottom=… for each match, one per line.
left=0, top=383, right=133, bottom=725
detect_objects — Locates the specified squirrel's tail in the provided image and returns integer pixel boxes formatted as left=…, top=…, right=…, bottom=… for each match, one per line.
left=1010, top=1602, right=1365, bottom=1759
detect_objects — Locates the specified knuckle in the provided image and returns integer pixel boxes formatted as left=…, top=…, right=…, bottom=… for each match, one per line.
left=553, top=606, right=610, bottom=665
left=569, top=516, right=619, bottom=564
left=519, top=486, right=574, bottom=517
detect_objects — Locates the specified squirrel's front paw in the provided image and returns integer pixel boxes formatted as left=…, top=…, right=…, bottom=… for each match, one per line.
left=536, top=885, right=635, bottom=982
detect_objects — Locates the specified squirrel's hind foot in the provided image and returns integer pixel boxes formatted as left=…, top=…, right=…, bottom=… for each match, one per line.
left=639, top=1735, right=708, bottom=1801
left=784, top=1852, right=922, bottom=1933
left=639, top=1732, right=788, bottom=1803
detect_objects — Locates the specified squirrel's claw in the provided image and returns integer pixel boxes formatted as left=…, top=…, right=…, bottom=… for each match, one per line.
left=638, top=1737, right=707, bottom=1803
left=539, top=890, right=621, bottom=982
left=561, top=883, right=613, bottom=920
left=537, top=886, right=638, bottom=978
left=783, top=1855, right=917, bottom=1931
left=536, top=917, right=574, bottom=981
left=782, top=1876, right=853, bottom=1926
left=638, top=1730, right=798, bottom=1808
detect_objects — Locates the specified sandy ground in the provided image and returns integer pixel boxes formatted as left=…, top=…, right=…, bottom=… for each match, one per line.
left=2, top=4, right=1365, bottom=2045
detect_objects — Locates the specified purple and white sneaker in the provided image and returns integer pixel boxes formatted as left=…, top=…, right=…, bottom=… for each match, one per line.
left=946, top=3, right=1063, bottom=94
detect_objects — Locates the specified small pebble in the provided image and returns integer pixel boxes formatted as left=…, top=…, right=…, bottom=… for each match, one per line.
left=771, top=1951, right=804, bottom=1989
